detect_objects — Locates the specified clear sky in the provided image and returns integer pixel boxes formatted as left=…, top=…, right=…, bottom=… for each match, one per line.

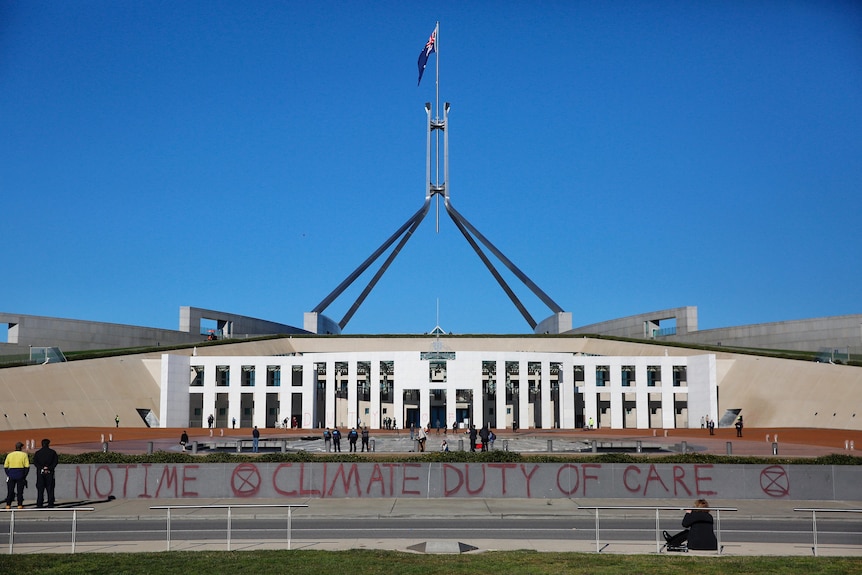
left=2, top=1, right=860, bottom=337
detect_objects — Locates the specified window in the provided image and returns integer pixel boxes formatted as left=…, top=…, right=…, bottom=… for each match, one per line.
left=673, top=366, right=687, bottom=387
left=267, top=366, right=281, bottom=387
left=647, top=366, right=660, bottom=387
left=191, top=367, right=204, bottom=387
left=241, top=366, right=255, bottom=387
left=596, top=366, right=609, bottom=387
left=216, top=366, right=230, bottom=387
left=622, top=366, right=635, bottom=387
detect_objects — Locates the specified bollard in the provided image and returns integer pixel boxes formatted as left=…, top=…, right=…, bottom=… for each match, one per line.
left=413, top=439, right=419, bottom=452
left=101, top=434, right=105, bottom=443
left=459, top=439, right=465, bottom=452
left=664, top=430, right=668, bottom=437
left=851, top=440, right=855, bottom=451
left=281, top=439, right=287, bottom=453
left=502, top=439, right=508, bottom=452
left=147, top=441, right=153, bottom=455
left=847, top=440, right=851, bottom=450
left=766, top=434, right=770, bottom=442
left=726, top=441, right=732, bottom=455
left=681, top=441, right=687, bottom=454
left=547, top=439, right=553, bottom=452
left=591, top=440, right=597, bottom=453
left=772, top=442, right=778, bottom=455
left=109, top=433, right=113, bottom=442
left=192, top=441, right=198, bottom=454
left=102, top=442, right=109, bottom=453
left=371, top=439, right=376, bottom=452
left=652, top=429, right=657, bottom=437
left=236, top=441, right=242, bottom=453
left=209, top=429, right=213, bottom=437
left=774, top=433, right=778, bottom=443
left=636, top=440, right=642, bottom=453
left=220, top=429, right=224, bottom=437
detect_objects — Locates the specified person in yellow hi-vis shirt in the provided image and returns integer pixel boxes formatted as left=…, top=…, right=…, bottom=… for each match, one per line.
left=4, top=442, right=30, bottom=509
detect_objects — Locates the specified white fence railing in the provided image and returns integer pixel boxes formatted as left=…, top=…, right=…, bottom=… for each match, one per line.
left=3, top=507, right=94, bottom=554
left=576, top=505, right=737, bottom=554
left=149, top=504, right=308, bottom=551
left=794, top=508, right=862, bottom=556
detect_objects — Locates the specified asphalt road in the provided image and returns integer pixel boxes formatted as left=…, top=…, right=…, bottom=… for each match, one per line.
left=2, top=516, right=859, bottom=548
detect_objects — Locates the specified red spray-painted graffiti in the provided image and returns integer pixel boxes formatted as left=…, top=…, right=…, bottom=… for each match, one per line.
left=70, top=462, right=791, bottom=500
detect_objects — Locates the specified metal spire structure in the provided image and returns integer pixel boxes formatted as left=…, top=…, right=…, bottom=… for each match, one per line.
left=306, top=24, right=569, bottom=335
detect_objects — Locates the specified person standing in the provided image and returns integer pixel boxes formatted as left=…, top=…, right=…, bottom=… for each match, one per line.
left=735, top=416, right=744, bottom=437
left=179, top=431, right=189, bottom=451
left=417, top=426, right=427, bottom=452
left=4, top=442, right=29, bottom=509
left=468, top=425, right=478, bottom=452
left=479, top=424, right=490, bottom=452
left=208, top=414, right=214, bottom=429
left=360, top=426, right=370, bottom=452
left=708, top=418, right=715, bottom=435
left=347, top=428, right=359, bottom=452
left=252, top=426, right=260, bottom=453
left=33, top=439, right=59, bottom=508
left=332, top=427, right=342, bottom=452
left=115, top=414, right=120, bottom=428
left=323, top=427, right=332, bottom=452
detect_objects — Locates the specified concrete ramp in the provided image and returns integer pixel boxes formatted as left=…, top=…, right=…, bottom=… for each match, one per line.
left=408, top=541, right=478, bottom=554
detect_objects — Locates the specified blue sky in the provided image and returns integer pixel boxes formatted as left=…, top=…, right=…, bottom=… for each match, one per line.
left=2, top=1, right=860, bottom=336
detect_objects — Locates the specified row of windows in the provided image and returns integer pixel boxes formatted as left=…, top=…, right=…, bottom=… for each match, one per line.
left=191, top=364, right=688, bottom=388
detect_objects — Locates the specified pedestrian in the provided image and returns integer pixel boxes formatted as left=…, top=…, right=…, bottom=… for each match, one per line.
left=468, top=425, right=478, bottom=452
left=332, top=427, right=342, bottom=452
left=4, top=441, right=29, bottom=509
left=488, top=430, right=496, bottom=450
left=701, top=416, right=706, bottom=429
left=323, top=427, right=332, bottom=452
left=361, top=426, right=370, bottom=452
left=232, top=417, right=236, bottom=429
left=33, top=438, right=59, bottom=508
left=587, top=417, right=594, bottom=430
left=410, top=422, right=415, bottom=441
left=115, top=414, right=120, bottom=428
left=452, top=420, right=457, bottom=434
left=348, top=427, right=359, bottom=452
left=708, top=418, right=715, bottom=435
left=252, top=426, right=260, bottom=453
left=479, top=424, right=490, bottom=452
left=179, top=430, right=189, bottom=451
left=208, top=414, right=214, bottom=429
left=441, top=439, right=449, bottom=452
left=735, top=415, right=744, bottom=437
left=417, top=426, right=427, bottom=452
left=435, top=419, right=441, bottom=434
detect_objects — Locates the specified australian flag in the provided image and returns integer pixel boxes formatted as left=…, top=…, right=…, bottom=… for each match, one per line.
left=417, top=27, right=436, bottom=86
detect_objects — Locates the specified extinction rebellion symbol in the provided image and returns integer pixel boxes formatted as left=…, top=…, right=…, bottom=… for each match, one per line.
left=231, top=463, right=262, bottom=497
left=759, top=465, right=790, bottom=498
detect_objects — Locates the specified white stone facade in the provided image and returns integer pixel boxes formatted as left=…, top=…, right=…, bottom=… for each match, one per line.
left=161, top=351, right=717, bottom=431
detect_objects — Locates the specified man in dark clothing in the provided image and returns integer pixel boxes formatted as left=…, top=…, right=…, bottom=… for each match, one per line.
left=360, top=427, right=370, bottom=452
left=478, top=425, right=490, bottom=452
left=332, top=428, right=342, bottom=452
left=468, top=425, right=478, bottom=452
left=33, top=439, right=59, bottom=508
left=735, top=416, right=744, bottom=437
left=347, top=428, right=359, bottom=452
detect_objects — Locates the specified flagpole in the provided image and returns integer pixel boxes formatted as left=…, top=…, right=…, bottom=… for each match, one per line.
left=434, top=21, right=440, bottom=233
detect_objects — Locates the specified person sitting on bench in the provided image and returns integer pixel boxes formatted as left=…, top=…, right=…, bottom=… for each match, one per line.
left=664, top=498, right=718, bottom=551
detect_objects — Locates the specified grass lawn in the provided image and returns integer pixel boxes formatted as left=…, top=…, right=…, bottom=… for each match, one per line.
left=1, top=550, right=861, bottom=575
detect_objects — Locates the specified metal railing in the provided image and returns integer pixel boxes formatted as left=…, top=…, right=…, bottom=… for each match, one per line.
left=794, top=507, right=862, bottom=556
left=577, top=505, right=736, bottom=554
left=3, top=507, right=95, bottom=554
left=150, top=503, right=308, bottom=551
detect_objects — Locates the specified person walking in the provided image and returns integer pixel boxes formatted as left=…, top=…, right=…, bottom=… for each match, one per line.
left=252, top=426, right=260, bottom=453
left=179, top=430, right=189, bottom=451
left=417, top=426, right=427, bottom=452
left=4, top=442, right=29, bottom=509
left=33, top=439, right=59, bottom=508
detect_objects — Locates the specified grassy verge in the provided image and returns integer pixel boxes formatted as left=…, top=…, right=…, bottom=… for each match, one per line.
left=1, top=550, right=860, bottom=575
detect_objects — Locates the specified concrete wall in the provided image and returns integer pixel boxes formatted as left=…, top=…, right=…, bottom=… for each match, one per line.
left=58, top=462, right=861, bottom=501
left=180, top=307, right=308, bottom=338
left=0, top=312, right=203, bottom=354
